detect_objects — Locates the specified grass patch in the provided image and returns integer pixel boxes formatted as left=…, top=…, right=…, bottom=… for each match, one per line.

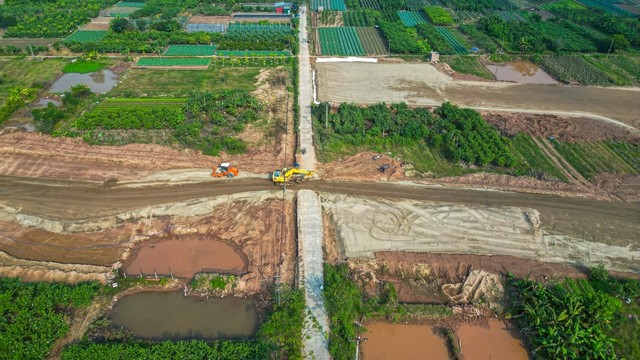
left=109, top=67, right=260, bottom=97
left=511, top=133, right=568, bottom=182
left=136, top=57, right=211, bottom=67
left=552, top=141, right=639, bottom=179
left=0, top=58, right=66, bottom=103
left=442, top=55, right=494, bottom=79
left=63, top=60, right=109, bottom=74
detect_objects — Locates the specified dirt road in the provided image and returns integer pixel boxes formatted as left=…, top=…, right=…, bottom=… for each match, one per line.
left=1, top=176, right=638, bottom=249
left=316, top=62, right=640, bottom=130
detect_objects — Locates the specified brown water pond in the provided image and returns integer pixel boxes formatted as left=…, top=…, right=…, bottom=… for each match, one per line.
left=109, top=291, right=257, bottom=340
left=486, top=61, right=557, bottom=84
left=125, top=238, right=246, bottom=278
left=360, top=322, right=449, bottom=360
left=458, top=320, right=530, bottom=360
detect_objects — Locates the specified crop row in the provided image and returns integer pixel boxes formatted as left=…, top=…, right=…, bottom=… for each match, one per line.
left=186, top=24, right=227, bottom=33
left=137, top=57, right=212, bottom=67
left=318, top=27, right=365, bottom=56
left=553, top=141, right=639, bottom=179
left=76, top=106, right=186, bottom=130
left=210, top=56, right=293, bottom=68
left=311, top=0, right=347, bottom=11
left=98, top=98, right=187, bottom=108
left=216, top=50, right=290, bottom=56
left=359, top=0, right=380, bottom=9
left=541, top=55, right=613, bottom=85
left=64, top=30, right=107, bottom=43
left=397, top=11, right=428, bottom=27
left=436, top=27, right=468, bottom=54
left=494, top=10, right=525, bottom=22
left=226, top=23, right=291, bottom=36
left=355, top=27, right=388, bottom=55
left=116, top=1, right=145, bottom=7
left=164, top=45, right=217, bottom=56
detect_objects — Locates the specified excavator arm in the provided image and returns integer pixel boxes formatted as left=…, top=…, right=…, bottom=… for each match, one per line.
left=271, top=168, right=315, bottom=184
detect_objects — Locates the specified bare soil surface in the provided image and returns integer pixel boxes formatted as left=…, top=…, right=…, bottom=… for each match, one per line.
left=592, top=173, right=640, bottom=203
left=320, top=192, right=640, bottom=273
left=316, top=152, right=404, bottom=182
left=125, top=236, right=247, bottom=278
left=316, top=62, right=640, bottom=130
left=82, top=17, right=111, bottom=31
left=187, top=16, right=231, bottom=24
left=482, top=111, right=640, bottom=143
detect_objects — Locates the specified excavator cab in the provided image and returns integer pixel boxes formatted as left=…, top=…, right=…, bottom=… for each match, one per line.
left=212, top=162, right=239, bottom=178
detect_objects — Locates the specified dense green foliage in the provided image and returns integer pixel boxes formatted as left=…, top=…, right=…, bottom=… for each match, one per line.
left=441, top=0, right=514, bottom=11
left=61, top=340, right=269, bottom=360
left=0, top=278, right=99, bottom=360
left=2, top=0, right=117, bottom=37
left=61, top=91, right=261, bottom=156
left=258, top=288, right=306, bottom=360
left=416, top=23, right=454, bottom=54
left=313, top=102, right=518, bottom=169
left=424, top=6, right=453, bottom=25
left=379, top=21, right=429, bottom=54
left=510, top=267, right=640, bottom=360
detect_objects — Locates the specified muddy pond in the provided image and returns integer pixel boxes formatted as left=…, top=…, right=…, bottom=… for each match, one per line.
left=361, top=320, right=529, bottom=360
left=126, top=238, right=246, bottom=278
left=48, top=70, right=118, bottom=93
left=109, top=291, right=257, bottom=340
left=486, top=61, right=557, bottom=84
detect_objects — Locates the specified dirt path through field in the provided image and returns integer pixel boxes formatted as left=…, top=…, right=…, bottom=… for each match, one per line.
left=316, top=62, right=640, bottom=130
left=531, top=137, right=592, bottom=188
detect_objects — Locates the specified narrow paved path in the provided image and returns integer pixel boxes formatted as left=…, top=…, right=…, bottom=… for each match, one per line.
left=297, top=7, right=330, bottom=359
left=298, top=5, right=317, bottom=171
left=297, top=189, right=330, bottom=359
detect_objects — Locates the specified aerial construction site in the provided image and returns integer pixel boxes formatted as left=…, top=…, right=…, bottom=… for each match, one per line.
left=0, top=1, right=639, bottom=360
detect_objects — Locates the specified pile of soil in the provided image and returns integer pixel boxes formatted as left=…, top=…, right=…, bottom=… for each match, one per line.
left=482, top=111, right=640, bottom=143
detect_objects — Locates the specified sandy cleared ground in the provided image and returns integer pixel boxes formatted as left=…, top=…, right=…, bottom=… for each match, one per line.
left=316, top=62, right=640, bottom=131
left=321, top=193, right=640, bottom=273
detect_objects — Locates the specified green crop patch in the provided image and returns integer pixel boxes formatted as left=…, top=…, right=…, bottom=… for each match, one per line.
left=397, top=11, right=428, bottom=27
left=424, top=6, right=454, bottom=25
left=216, top=50, right=290, bottom=56
left=64, top=30, right=107, bottom=43
left=318, top=27, right=365, bottom=56
left=115, top=1, right=145, bottom=7
left=436, top=27, right=468, bottom=54
left=311, top=0, right=347, bottom=11
left=63, top=60, right=109, bottom=74
left=356, top=27, right=388, bottom=55
left=553, top=141, right=640, bottom=179
left=164, top=45, right=217, bottom=56
left=136, top=57, right=212, bottom=67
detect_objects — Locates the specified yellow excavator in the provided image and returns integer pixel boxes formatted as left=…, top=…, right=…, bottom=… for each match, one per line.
left=271, top=167, right=315, bottom=184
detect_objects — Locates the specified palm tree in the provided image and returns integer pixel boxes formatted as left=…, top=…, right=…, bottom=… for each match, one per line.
left=84, top=50, right=99, bottom=61
left=8, top=86, right=30, bottom=104
left=519, top=37, right=533, bottom=53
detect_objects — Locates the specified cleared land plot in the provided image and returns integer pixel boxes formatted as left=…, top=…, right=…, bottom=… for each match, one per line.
left=355, top=27, right=388, bottom=55
left=187, top=16, right=231, bottom=24
left=321, top=193, right=640, bottom=272
left=109, top=68, right=259, bottom=97
left=553, top=141, right=640, bottom=179
left=318, top=27, right=365, bottom=56
left=0, top=38, right=62, bottom=49
left=311, top=0, right=347, bottom=11
left=82, top=17, right=112, bottom=31
left=315, top=62, right=640, bottom=130
left=164, top=45, right=216, bottom=56
left=136, top=57, right=211, bottom=68
left=64, top=30, right=107, bottom=43
left=0, top=58, right=65, bottom=103
left=397, top=11, right=428, bottom=27
left=436, top=27, right=467, bottom=54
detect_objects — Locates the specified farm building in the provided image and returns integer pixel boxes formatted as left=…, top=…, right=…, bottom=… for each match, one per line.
left=274, top=2, right=293, bottom=15
left=429, top=51, right=440, bottom=62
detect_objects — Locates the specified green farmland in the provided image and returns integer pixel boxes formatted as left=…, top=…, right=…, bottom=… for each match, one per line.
left=553, top=141, right=640, bottom=179
left=397, top=11, right=428, bottom=27
left=164, top=45, right=217, bottom=56
left=318, top=27, right=365, bottom=56
left=64, top=31, right=107, bottom=43
left=136, top=58, right=212, bottom=67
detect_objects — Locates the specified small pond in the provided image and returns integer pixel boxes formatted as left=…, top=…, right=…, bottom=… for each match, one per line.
left=109, top=291, right=257, bottom=340
left=458, top=320, right=530, bottom=360
left=487, top=61, right=557, bottom=84
left=360, top=322, right=449, bottom=360
left=35, top=98, right=62, bottom=107
left=48, top=70, right=118, bottom=93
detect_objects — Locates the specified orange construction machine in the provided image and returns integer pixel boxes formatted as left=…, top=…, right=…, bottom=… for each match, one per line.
left=211, top=162, right=239, bottom=178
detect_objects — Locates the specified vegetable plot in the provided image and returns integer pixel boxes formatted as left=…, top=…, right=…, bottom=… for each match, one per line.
left=436, top=27, right=468, bottom=54
left=356, top=27, right=388, bottom=55
left=397, top=11, right=428, bottom=27
left=64, top=30, right=107, bottom=43
left=164, top=45, right=217, bottom=56
left=318, top=27, right=365, bottom=56
left=311, top=0, right=347, bottom=11
left=136, top=58, right=212, bottom=67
